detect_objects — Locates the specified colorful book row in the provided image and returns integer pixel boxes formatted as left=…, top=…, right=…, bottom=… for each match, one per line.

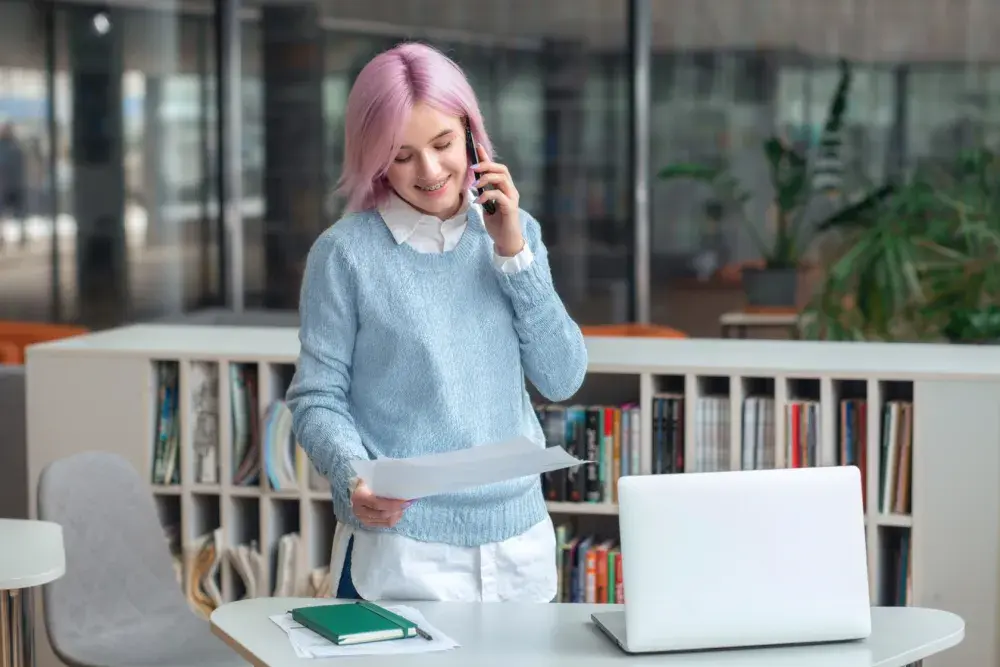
left=536, top=403, right=640, bottom=504
left=555, top=523, right=622, bottom=604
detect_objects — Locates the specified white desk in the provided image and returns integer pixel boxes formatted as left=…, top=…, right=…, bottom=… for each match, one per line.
left=0, top=518, right=66, bottom=667
left=210, top=597, right=964, bottom=667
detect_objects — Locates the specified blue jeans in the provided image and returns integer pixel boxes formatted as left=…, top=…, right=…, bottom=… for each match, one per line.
left=336, top=535, right=361, bottom=599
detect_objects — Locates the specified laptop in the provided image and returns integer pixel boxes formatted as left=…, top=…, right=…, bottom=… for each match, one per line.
left=592, top=465, right=871, bottom=654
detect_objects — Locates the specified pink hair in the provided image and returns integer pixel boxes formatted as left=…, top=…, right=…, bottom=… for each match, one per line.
left=336, top=42, right=495, bottom=212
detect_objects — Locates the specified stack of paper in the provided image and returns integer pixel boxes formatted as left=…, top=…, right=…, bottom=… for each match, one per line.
left=270, top=605, right=460, bottom=658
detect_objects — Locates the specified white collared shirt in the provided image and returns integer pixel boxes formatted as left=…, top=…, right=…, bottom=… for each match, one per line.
left=326, top=189, right=555, bottom=603
left=377, top=187, right=535, bottom=272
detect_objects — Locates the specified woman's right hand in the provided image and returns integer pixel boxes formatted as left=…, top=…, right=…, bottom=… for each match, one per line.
left=350, top=479, right=411, bottom=528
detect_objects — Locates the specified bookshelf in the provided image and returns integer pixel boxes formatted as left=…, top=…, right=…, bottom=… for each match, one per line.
left=23, top=324, right=1000, bottom=667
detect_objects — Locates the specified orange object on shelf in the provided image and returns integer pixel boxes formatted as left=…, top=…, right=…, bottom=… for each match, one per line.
left=0, top=321, right=89, bottom=365
left=581, top=323, right=688, bottom=339
left=0, top=340, right=19, bottom=365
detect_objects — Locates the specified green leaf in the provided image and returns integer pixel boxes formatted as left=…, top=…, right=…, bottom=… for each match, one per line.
left=815, top=184, right=896, bottom=232
left=763, top=138, right=808, bottom=213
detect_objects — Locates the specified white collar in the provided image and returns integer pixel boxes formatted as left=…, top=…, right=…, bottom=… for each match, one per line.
left=378, top=187, right=479, bottom=245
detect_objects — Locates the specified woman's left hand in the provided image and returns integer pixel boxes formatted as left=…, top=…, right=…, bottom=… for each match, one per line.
left=472, top=145, right=526, bottom=257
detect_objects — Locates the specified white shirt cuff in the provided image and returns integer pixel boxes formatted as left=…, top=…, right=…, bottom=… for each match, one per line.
left=493, top=243, right=535, bottom=274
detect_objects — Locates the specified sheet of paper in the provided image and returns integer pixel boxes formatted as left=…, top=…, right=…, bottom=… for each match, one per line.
left=270, top=605, right=459, bottom=658
left=350, top=435, right=587, bottom=500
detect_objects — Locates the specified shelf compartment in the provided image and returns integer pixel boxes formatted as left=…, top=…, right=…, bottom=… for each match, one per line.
left=876, top=381, right=914, bottom=517
left=690, top=376, right=730, bottom=473
left=260, top=362, right=300, bottom=492
left=184, top=493, right=222, bottom=618
left=305, top=500, right=336, bottom=597
left=153, top=494, right=183, bottom=589
left=187, top=360, right=221, bottom=486
left=651, top=374, right=685, bottom=476
left=782, top=377, right=823, bottom=468
left=739, top=377, right=776, bottom=471
left=535, top=373, right=640, bottom=506
left=877, top=526, right=912, bottom=607
left=229, top=362, right=262, bottom=488
left=186, top=492, right=221, bottom=545
left=833, top=379, right=869, bottom=507
left=551, top=520, right=621, bottom=604
left=265, top=498, right=301, bottom=597
left=149, top=359, right=181, bottom=486
left=225, top=496, right=262, bottom=601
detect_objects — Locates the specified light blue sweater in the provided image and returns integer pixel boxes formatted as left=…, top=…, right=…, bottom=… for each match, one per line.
left=286, top=205, right=588, bottom=546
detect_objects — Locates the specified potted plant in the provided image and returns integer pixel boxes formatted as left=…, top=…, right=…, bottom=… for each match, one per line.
left=656, top=59, right=888, bottom=308
left=801, top=147, right=1000, bottom=342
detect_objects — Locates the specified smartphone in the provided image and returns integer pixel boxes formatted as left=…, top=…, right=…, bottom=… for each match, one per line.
left=465, top=120, right=496, bottom=215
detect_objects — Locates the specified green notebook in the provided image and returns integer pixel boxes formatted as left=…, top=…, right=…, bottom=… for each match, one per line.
left=290, top=601, right=419, bottom=646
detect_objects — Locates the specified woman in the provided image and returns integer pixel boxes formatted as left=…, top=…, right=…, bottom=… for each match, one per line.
left=286, top=41, right=587, bottom=603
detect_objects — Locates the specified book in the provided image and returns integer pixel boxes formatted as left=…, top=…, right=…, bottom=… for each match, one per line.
left=291, top=601, right=419, bottom=646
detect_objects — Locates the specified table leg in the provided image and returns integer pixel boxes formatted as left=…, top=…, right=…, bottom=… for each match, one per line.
left=1, top=588, right=35, bottom=667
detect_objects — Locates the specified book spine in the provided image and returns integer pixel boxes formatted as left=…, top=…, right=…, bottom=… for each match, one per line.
left=585, top=408, right=601, bottom=502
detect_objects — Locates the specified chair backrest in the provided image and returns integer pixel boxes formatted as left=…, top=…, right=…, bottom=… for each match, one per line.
left=36, top=451, right=190, bottom=652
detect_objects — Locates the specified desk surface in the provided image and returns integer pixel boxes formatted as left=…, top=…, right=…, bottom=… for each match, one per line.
left=210, top=597, right=964, bottom=667
left=0, top=518, right=65, bottom=590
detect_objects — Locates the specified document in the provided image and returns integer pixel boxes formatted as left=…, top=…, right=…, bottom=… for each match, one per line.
left=271, top=605, right=459, bottom=658
left=350, top=435, right=586, bottom=500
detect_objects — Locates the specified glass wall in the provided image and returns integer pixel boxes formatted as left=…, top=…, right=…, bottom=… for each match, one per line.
left=647, top=0, right=1000, bottom=338
left=5, top=0, right=999, bottom=339
left=0, top=0, right=56, bottom=323
left=0, top=0, right=220, bottom=330
left=239, top=0, right=634, bottom=326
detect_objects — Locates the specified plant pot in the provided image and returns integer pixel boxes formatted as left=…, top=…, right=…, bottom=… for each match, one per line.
left=742, top=267, right=798, bottom=308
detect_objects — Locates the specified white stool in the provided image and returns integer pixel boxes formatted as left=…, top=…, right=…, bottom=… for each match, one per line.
left=0, top=519, right=65, bottom=667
